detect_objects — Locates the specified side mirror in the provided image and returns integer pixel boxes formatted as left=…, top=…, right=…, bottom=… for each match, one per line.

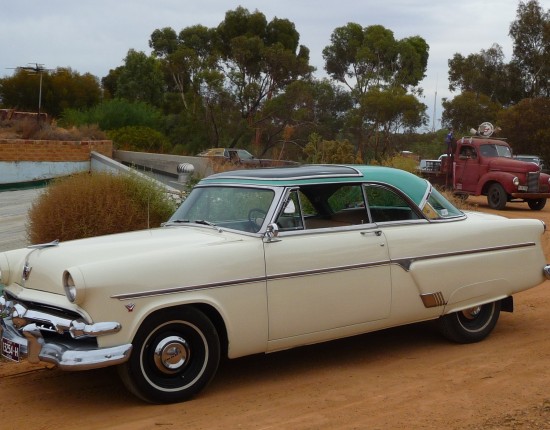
left=265, top=223, right=280, bottom=242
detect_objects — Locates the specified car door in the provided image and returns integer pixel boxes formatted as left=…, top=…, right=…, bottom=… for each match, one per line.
left=264, top=185, right=392, bottom=344
left=454, top=144, right=481, bottom=192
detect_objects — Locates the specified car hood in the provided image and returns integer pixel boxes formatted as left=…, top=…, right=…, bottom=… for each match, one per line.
left=488, top=157, right=540, bottom=174
left=1, top=226, right=245, bottom=296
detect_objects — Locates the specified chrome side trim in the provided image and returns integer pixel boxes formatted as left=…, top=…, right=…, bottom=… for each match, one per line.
left=111, top=242, right=536, bottom=301
left=393, top=242, right=535, bottom=272
left=112, top=260, right=391, bottom=300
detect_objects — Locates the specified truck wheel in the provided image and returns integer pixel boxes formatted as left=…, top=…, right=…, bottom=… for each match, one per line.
left=437, top=301, right=501, bottom=343
left=118, top=307, right=220, bottom=404
left=527, top=198, right=546, bottom=210
left=487, top=183, right=507, bottom=210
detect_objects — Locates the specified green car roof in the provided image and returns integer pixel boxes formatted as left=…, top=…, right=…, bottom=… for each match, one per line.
left=199, top=165, right=430, bottom=207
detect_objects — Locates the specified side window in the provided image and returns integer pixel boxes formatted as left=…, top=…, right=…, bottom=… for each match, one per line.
left=302, top=184, right=370, bottom=229
left=275, top=190, right=304, bottom=231
left=365, top=185, right=420, bottom=223
left=459, top=145, right=477, bottom=159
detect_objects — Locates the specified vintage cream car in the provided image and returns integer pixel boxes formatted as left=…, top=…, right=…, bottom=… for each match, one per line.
left=1, top=165, right=549, bottom=403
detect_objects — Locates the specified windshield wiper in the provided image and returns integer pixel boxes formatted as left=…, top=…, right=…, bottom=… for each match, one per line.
left=194, top=219, right=216, bottom=227
left=166, top=219, right=221, bottom=231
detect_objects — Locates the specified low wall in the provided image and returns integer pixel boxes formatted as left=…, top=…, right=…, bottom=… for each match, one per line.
left=0, top=139, right=112, bottom=162
left=0, top=139, right=113, bottom=186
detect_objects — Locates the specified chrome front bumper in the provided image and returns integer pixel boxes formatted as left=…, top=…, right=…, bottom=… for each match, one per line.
left=0, top=294, right=132, bottom=370
left=544, top=265, right=550, bottom=280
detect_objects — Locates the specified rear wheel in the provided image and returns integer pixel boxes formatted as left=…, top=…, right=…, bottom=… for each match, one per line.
left=487, top=183, right=507, bottom=210
left=527, top=198, right=546, bottom=210
left=438, top=301, right=501, bottom=343
left=118, top=307, right=220, bottom=404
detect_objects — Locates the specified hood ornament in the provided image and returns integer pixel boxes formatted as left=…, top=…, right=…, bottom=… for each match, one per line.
left=22, top=264, right=32, bottom=281
left=21, top=239, right=60, bottom=285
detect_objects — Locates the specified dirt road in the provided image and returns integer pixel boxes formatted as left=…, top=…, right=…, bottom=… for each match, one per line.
left=2, top=196, right=550, bottom=429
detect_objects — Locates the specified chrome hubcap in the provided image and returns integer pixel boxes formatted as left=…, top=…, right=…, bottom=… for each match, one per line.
left=461, top=306, right=481, bottom=320
left=153, top=336, right=190, bottom=374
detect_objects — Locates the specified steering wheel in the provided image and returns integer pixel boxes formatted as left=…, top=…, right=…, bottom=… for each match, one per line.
left=248, top=208, right=267, bottom=229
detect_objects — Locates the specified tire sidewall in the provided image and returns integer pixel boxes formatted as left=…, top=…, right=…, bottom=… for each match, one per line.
left=439, top=301, right=501, bottom=344
left=123, top=307, right=220, bottom=403
left=487, top=184, right=507, bottom=210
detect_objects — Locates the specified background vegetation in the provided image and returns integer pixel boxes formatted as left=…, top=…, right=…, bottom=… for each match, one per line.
left=1, top=1, right=549, bottom=164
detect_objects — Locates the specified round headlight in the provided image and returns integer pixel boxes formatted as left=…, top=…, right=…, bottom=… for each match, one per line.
left=63, top=271, right=77, bottom=303
left=0, top=253, right=10, bottom=286
left=513, top=177, right=520, bottom=186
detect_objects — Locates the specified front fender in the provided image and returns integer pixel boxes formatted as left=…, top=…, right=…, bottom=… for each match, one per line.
left=477, top=172, right=516, bottom=195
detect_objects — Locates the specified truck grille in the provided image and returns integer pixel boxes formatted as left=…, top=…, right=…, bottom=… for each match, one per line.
left=527, top=172, right=540, bottom=192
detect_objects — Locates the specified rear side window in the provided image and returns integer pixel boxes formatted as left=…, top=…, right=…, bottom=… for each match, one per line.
left=365, top=185, right=420, bottom=223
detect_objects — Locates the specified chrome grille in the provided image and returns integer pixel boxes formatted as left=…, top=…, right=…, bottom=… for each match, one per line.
left=527, top=172, right=540, bottom=192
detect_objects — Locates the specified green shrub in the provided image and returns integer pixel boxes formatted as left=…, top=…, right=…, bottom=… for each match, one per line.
left=107, top=126, right=171, bottom=152
left=27, top=172, right=178, bottom=243
left=303, top=133, right=361, bottom=164
left=60, top=98, right=164, bottom=131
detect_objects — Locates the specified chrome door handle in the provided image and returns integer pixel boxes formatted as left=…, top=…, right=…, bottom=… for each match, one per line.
left=361, top=230, right=382, bottom=236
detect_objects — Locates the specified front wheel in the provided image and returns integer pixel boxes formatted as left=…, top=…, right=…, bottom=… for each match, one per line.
left=437, top=301, right=501, bottom=343
left=118, top=307, right=220, bottom=404
left=487, top=183, right=508, bottom=210
left=527, top=198, right=546, bottom=210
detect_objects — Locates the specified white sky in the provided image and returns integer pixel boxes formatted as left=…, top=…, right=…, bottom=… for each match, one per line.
left=2, top=0, right=547, bottom=130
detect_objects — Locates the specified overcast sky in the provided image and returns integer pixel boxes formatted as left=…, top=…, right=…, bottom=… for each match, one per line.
left=2, top=0, right=544, bottom=130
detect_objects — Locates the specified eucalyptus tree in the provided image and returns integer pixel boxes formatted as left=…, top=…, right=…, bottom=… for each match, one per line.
left=215, top=7, right=313, bottom=147
left=441, top=91, right=501, bottom=133
left=497, top=97, right=550, bottom=161
left=509, top=0, right=550, bottom=98
left=447, top=44, right=517, bottom=105
left=149, top=25, right=221, bottom=111
left=322, top=23, right=429, bottom=159
left=115, top=49, right=165, bottom=107
left=259, top=78, right=353, bottom=158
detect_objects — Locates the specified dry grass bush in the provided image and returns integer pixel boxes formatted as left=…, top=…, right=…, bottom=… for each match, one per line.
left=0, top=119, right=106, bottom=140
left=438, top=188, right=478, bottom=211
left=27, top=172, right=178, bottom=244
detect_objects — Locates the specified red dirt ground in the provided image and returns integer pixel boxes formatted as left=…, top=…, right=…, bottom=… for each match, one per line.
left=1, top=196, right=550, bottom=429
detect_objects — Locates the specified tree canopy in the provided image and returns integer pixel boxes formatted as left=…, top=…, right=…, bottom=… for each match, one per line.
left=1, top=3, right=549, bottom=165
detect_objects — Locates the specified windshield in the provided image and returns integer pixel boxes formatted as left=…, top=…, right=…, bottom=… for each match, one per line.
left=237, top=150, right=254, bottom=159
left=168, top=186, right=275, bottom=233
left=479, top=144, right=512, bottom=158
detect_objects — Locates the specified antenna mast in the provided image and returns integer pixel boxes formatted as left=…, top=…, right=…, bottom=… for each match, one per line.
left=431, top=75, right=438, bottom=132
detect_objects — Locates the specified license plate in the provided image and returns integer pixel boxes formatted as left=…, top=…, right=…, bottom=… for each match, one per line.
left=1, top=337, right=20, bottom=362
left=518, top=185, right=528, bottom=191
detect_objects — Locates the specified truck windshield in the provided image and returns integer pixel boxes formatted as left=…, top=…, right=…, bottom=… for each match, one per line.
left=479, top=144, right=512, bottom=158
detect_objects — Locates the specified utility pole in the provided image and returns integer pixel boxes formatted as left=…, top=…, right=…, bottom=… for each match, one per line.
left=431, top=76, right=438, bottom=133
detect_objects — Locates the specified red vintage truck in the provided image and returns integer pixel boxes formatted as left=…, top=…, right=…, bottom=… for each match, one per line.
left=421, top=124, right=550, bottom=210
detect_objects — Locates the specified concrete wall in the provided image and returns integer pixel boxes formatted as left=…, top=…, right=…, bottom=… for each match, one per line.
left=0, top=140, right=207, bottom=190
left=114, top=150, right=213, bottom=178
